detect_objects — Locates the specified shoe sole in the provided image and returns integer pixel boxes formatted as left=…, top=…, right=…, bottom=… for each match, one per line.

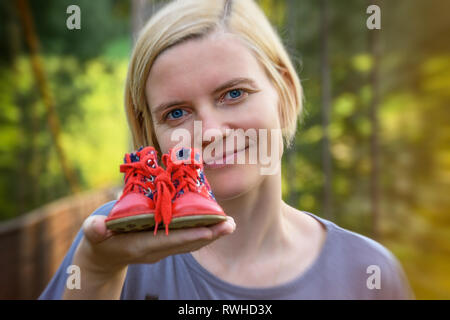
left=106, top=214, right=227, bottom=233
left=105, top=213, right=156, bottom=233
left=169, top=214, right=227, bottom=229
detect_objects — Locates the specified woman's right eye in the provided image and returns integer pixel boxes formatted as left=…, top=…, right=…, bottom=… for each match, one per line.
left=165, top=108, right=187, bottom=120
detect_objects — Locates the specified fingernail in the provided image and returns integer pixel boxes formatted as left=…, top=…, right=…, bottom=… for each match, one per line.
left=226, top=217, right=236, bottom=231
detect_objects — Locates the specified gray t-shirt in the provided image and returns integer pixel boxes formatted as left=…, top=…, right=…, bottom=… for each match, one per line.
left=39, top=201, right=414, bottom=300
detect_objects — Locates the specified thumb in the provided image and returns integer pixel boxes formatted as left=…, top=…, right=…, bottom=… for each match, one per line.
left=82, top=215, right=113, bottom=244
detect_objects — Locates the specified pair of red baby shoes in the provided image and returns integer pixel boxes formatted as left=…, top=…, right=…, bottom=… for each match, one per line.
left=105, top=146, right=227, bottom=235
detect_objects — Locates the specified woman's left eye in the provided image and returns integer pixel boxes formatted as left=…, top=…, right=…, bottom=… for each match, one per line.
left=224, top=89, right=245, bottom=100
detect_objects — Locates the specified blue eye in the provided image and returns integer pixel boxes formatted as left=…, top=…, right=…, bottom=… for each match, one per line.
left=166, top=109, right=185, bottom=120
left=226, top=89, right=243, bottom=99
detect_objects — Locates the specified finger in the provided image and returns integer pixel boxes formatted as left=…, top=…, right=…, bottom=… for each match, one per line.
left=140, top=218, right=236, bottom=259
left=209, top=216, right=236, bottom=237
left=138, top=232, right=226, bottom=264
left=103, top=217, right=235, bottom=264
left=83, top=215, right=113, bottom=244
left=151, top=217, right=235, bottom=249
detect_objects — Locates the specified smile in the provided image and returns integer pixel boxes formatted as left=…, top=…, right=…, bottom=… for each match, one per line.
left=203, top=145, right=249, bottom=169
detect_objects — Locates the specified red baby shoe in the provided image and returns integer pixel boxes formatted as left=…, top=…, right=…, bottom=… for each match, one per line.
left=105, top=146, right=174, bottom=233
left=159, top=147, right=227, bottom=231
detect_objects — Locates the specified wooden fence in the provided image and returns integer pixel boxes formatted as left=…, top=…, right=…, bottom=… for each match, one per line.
left=0, top=187, right=120, bottom=299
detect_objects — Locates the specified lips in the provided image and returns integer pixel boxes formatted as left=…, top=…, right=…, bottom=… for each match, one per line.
left=203, top=145, right=249, bottom=169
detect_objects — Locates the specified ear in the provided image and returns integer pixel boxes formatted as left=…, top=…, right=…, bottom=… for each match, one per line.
left=276, top=65, right=300, bottom=149
left=276, top=66, right=296, bottom=130
left=279, top=66, right=297, bottom=100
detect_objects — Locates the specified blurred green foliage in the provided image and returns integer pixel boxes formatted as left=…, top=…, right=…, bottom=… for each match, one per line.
left=0, top=55, right=130, bottom=219
left=265, top=0, right=450, bottom=299
left=0, top=0, right=449, bottom=299
left=0, top=0, right=132, bottom=218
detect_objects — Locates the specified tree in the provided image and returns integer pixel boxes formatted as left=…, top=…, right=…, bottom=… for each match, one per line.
left=368, top=0, right=381, bottom=240
left=15, top=0, right=80, bottom=193
left=320, top=0, right=333, bottom=220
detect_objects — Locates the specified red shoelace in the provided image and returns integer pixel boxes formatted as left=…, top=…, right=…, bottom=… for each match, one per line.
left=163, top=154, right=202, bottom=196
left=152, top=169, right=175, bottom=235
left=120, top=154, right=175, bottom=235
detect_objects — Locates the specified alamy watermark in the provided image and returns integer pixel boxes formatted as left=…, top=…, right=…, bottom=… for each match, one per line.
left=66, top=4, right=380, bottom=31
left=170, top=121, right=281, bottom=175
left=66, top=264, right=81, bottom=290
left=366, top=265, right=381, bottom=290
left=366, top=4, right=381, bottom=30
left=66, top=5, right=81, bottom=30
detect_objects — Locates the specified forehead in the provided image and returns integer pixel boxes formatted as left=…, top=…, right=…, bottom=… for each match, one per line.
left=146, top=32, right=266, bottom=104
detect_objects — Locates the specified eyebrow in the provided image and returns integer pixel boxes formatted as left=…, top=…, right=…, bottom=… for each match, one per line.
left=151, top=77, right=258, bottom=115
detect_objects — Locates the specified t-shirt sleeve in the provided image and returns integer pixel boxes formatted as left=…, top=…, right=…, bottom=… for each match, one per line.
left=380, top=249, right=415, bottom=300
left=38, top=201, right=116, bottom=300
left=355, top=236, right=415, bottom=299
left=331, top=223, right=415, bottom=300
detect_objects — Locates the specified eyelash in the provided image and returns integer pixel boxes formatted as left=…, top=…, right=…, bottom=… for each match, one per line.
left=163, top=108, right=189, bottom=121
left=219, top=88, right=248, bottom=103
left=162, top=88, right=253, bottom=121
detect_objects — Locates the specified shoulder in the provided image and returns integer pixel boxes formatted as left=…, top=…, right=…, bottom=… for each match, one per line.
left=299, top=210, right=396, bottom=267
left=328, top=219, right=397, bottom=268
left=303, top=211, right=414, bottom=299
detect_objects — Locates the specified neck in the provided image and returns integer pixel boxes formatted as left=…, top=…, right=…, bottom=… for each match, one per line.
left=201, top=169, right=290, bottom=262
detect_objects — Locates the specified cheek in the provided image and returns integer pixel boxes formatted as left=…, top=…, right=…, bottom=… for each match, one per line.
left=153, top=121, right=196, bottom=155
left=245, top=90, right=281, bottom=131
left=156, top=133, right=172, bottom=155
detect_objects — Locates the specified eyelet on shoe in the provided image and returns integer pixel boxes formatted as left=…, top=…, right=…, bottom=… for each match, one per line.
left=144, top=187, right=153, bottom=198
left=177, top=148, right=190, bottom=160
left=147, top=159, right=156, bottom=168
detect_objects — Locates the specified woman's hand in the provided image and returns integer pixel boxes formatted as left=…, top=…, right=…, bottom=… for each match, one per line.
left=63, top=214, right=235, bottom=299
left=81, top=214, right=235, bottom=272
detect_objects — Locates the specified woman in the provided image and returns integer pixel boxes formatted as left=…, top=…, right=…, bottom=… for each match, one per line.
left=40, top=0, right=413, bottom=299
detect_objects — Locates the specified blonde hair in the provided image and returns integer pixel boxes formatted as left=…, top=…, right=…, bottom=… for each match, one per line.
left=125, top=0, right=303, bottom=152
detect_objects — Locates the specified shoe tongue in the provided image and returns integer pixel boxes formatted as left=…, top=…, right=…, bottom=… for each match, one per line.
left=170, top=147, right=202, bottom=165
left=124, top=146, right=157, bottom=164
left=137, top=146, right=157, bottom=158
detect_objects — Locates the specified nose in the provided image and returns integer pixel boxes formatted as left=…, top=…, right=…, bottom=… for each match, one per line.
left=195, top=103, right=230, bottom=148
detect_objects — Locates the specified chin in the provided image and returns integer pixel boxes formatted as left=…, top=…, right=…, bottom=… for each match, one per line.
left=205, top=163, right=263, bottom=201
